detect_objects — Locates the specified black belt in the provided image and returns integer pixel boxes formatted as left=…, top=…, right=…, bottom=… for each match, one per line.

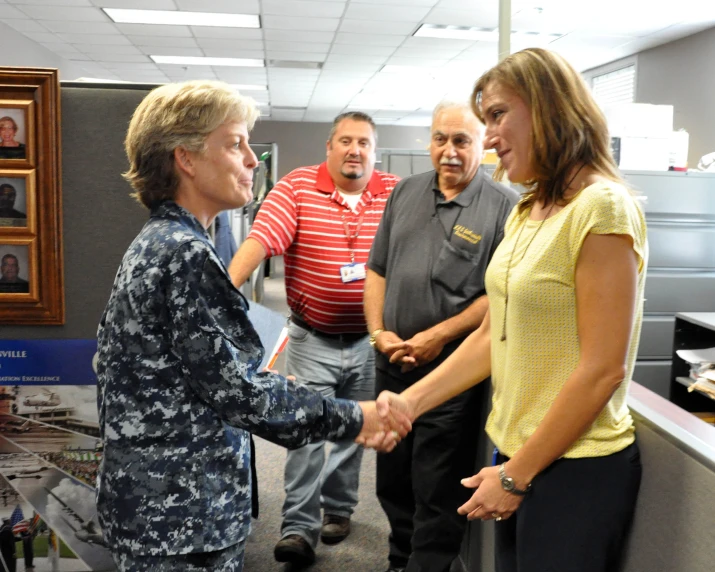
left=290, top=314, right=367, bottom=344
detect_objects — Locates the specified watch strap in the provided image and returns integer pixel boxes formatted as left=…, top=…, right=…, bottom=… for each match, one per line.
left=498, top=463, right=532, bottom=496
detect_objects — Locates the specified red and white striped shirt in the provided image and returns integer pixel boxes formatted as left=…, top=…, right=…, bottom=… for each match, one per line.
left=248, top=162, right=400, bottom=333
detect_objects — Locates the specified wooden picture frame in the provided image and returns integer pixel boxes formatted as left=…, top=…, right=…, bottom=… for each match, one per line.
left=0, top=68, right=63, bottom=324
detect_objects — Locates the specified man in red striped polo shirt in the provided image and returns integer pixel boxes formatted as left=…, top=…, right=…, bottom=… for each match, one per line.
left=228, top=112, right=400, bottom=566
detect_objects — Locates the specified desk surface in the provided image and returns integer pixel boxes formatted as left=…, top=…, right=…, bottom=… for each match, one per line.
left=676, top=312, right=715, bottom=331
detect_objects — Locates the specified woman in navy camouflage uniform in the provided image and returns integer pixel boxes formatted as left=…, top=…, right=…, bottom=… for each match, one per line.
left=96, top=80, right=409, bottom=572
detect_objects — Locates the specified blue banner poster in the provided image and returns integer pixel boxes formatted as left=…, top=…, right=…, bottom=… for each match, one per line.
left=0, top=339, right=114, bottom=571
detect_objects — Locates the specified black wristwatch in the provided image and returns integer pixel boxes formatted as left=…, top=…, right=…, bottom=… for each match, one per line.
left=498, top=463, right=532, bottom=496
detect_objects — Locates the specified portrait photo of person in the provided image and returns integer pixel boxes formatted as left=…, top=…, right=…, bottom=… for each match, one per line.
left=0, top=178, right=28, bottom=227
left=0, top=245, right=30, bottom=294
left=0, top=109, right=27, bottom=160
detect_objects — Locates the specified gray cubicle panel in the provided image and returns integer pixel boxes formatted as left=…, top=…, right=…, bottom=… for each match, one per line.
left=623, top=171, right=715, bottom=397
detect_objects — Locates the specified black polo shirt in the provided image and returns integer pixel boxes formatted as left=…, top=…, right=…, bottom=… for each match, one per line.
left=368, top=167, right=519, bottom=378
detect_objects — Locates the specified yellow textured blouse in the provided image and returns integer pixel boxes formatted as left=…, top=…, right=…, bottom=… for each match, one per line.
left=484, top=181, right=647, bottom=459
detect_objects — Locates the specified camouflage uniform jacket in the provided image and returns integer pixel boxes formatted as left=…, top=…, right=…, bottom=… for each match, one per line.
left=96, top=201, right=363, bottom=556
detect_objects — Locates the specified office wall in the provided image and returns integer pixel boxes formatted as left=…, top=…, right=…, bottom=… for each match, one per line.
left=0, top=21, right=87, bottom=80
left=251, top=120, right=430, bottom=179
left=585, top=25, right=715, bottom=169
left=635, top=26, right=715, bottom=168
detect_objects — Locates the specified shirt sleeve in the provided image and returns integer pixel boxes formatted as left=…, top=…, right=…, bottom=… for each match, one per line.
left=247, top=176, right=299, bottom=257
left=571, top=184, right=648, bottom=273
left=166, top=241, right=363, bottom=448
left=367, top=179, right=401, bottom=276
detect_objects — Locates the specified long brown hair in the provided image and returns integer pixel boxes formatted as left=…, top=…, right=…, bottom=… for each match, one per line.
left=472, top=48, right=622, bottom=213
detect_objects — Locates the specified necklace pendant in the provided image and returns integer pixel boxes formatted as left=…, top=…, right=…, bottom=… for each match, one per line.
left=500, top=333, right=506, bottom=342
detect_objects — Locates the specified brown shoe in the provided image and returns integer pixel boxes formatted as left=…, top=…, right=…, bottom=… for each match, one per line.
left=320, top=514, right=350, bottom=545
left=274, top=534, right=316, bottom=566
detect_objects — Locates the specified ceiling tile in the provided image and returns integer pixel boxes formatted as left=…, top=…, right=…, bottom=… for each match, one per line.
left=271, top=109, right=306, bottom=121
left=116, top=24, right=193, bottom=37
left=57, top=52, right=94, bottom=61
left=265, top=41, right=331, bottom=54
left=402, top=36, right=475, bottom=50
left=11, top=0, right=93, bottom=5
left=79, top=44, right=143, bottom=55
left=140, top=46, right=205, bottom=58
left=16, top=6, right=109, bottom=21
left=268, top=68, right=321, bottom=79
left=40, top=42, right=82, bottom=53
left=0, top=19, right=48, bottom=32
left=330, top=44, right=395, bottom=56
left=333, top=32, right=403, bottom=47
left=195, top=38, right=263, bottom=50
left=22, top=32, right=62, bottom=43
left=0, top=5, right=32, bottom=18
left=322, top=62, right=381, bottom=73
left=214, top=68, right=267, bottom=81
left=392, top=46, right=462, bottom=58
left=325, top=54, right=387, bottom=65
left=105, top=62, right=162, bottom=70
left=202, top=49, right=265, bottom=59
left=387, top=56, right=449, bottom=67
left=262, top=0, right=346, bottom=18
left=351, top=0, right=438, bottom=4
left=344, top=3, right=429, bottom=21
left=339, top=19, right=417, bottom=35
left=262, top=15, right=339, bottom=32
left=175, top=0, right=260, bottom=13
left=266, top=51, right=325, bottom=62
left=39, top=20, right=120, bottom=34
left=128, top=36, right=200, bottom=48
left=425, top=8, right=497, bottom=29
left=263, top=30, right=335, bottom=43
left=91, top=54, right=152, bottom=63
left=190, top=26, right=262, bottom=39
left=91, top=0, right=175, bottom=8
left=59, top=33, right=132, bottom=45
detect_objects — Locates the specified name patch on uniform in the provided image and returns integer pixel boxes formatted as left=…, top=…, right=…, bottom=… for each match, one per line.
left=453, top=225, right=482, bottom=245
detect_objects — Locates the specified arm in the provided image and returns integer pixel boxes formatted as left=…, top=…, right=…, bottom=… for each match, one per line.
left=364, top=268, right=408, bottom=357
left=458, top=232, right=639, bottom=520
left=227, top=237, right=266, bottom=287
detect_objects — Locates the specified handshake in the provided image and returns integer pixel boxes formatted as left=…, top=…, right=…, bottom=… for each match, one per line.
left=354, top=391, right=415, bottom=452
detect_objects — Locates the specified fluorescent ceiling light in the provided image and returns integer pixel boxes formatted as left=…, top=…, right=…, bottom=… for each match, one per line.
left=414, top=24, right=497, bottom=42
left=231, top=84, right=267, bottom=91
left=151, top=55, right=264, bottom=67
left=104, top=9, right=260, bottom=28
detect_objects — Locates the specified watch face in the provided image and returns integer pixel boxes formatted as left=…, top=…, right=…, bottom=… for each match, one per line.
left=503, top=477, right=514, bottom=491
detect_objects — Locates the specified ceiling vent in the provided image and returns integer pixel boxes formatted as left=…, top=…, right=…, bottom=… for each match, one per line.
left=267, top=60, right=323, bottom=70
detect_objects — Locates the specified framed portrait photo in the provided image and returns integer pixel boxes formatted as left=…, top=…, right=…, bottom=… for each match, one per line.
left=0, top=68, right=63, bottom=324
left=0, top=171, right=35, bottom=231
left=0, top=240, right=35, bottom=299
left=0, top=100, right=34, bottom=167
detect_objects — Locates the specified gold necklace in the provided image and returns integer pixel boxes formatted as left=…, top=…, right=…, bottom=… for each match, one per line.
left=499, top=166, right=584, bottom=342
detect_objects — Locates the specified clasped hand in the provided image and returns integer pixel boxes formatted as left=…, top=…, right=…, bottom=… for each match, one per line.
left=355, top=390, right=416, bottom=452
left=378, top=330, right=445, bottom=373
left=457, top=465, right=524, bottom=522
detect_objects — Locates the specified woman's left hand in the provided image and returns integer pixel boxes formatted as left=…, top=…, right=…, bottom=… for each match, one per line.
left=458, top=465, right=525, bottom=522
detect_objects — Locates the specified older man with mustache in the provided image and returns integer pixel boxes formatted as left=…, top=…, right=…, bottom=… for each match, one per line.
left=364, top=102, right=519, bottom=572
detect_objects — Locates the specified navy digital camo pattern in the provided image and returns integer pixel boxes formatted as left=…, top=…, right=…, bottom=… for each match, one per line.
left=96, top=201, right=363, bottom=556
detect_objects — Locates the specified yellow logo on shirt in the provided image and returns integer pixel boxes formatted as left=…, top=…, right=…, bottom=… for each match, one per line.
left=453, top=225, right=482, bottom=245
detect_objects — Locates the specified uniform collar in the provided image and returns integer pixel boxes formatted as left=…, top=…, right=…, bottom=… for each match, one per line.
left=315, top=162, right=390, bottom=196
left=151, top=200, right=211, bottom=240
left=431, top=168, right=484, bottom=207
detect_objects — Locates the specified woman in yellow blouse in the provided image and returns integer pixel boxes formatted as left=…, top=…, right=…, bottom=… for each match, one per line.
left=375, top=48, right=647, bottom=572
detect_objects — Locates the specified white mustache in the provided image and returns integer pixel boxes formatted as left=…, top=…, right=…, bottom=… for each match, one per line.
left=440, top=158, right=463, bottom=166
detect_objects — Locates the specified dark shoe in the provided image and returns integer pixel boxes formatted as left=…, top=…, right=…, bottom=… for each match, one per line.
left=320, top=514, right=350, bottom=545
left=385, top=567, right=406, bottom=572
left=274, top=534, right=316, bottom=566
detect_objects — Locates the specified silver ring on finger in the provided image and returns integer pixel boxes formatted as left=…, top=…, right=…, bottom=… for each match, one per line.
left=492, top=512, right=502, bottom=521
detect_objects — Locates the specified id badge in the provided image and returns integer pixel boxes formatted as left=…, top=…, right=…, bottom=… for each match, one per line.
left=340, top=262, right=366, bottom=283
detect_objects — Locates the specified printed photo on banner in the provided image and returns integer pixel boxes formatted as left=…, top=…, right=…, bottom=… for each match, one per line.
left=0, top=243, right=30, bottom=294
left=0, top=108, right=27, bottom=161
left=0, top=176, right=28, bottom=228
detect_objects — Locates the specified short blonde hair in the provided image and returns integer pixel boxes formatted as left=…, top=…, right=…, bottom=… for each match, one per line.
left=472, top=48, right=622, bottom=213
left=0, top=117, right=18, bottom=132
left=124, top=80, right=260, bottom=209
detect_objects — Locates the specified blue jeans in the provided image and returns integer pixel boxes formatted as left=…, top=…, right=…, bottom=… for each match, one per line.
left=280, top=321, right=374, bottom=548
